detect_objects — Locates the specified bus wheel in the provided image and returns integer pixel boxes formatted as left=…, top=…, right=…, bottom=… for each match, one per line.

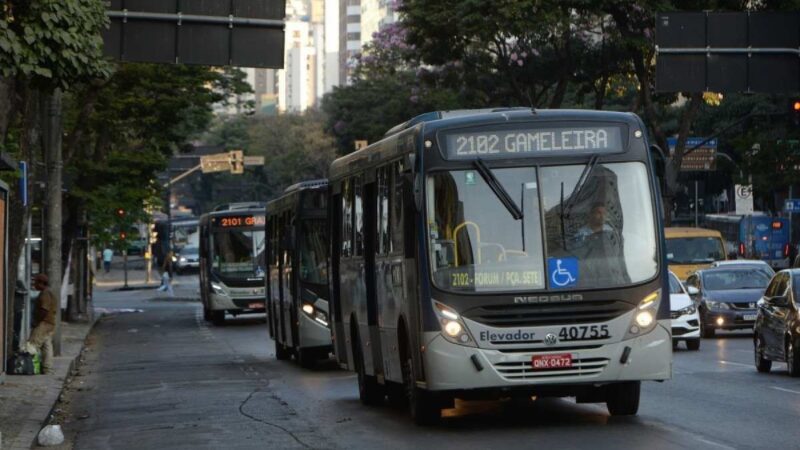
left=211, top=310, right=225, bottom=326
left=275, top=342, right=292, bottom=360
left=606, top=381, right=640, bottom=416
left=298, top=348, right=317, bottom=369
left=402, top=356, right=440, bottom=425
left=354, top=338, right=383, bottom=406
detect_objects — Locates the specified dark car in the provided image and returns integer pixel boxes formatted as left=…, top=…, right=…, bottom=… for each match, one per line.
left=685, top=266, right=772, bottom=337
left=753, top=269, right=800, bottom=376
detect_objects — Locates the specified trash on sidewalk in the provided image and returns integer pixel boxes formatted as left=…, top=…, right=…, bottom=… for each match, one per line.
left=7, top=350, right=41, bottom=375
left=37, top=424, right=64, bottom=446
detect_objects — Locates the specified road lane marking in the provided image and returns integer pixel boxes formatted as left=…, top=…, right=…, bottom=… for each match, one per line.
left=770, top=386, right=800, bottom=395
left=718, top=360, right=750, bottom=368
left=695, top=437, right=736, bottom=450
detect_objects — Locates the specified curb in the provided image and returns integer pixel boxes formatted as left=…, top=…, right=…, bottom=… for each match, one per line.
left=19, top=317, right=100, bottom=449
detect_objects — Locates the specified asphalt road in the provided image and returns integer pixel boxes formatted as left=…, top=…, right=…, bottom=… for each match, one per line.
left=56, top=275, right=800, bottom=449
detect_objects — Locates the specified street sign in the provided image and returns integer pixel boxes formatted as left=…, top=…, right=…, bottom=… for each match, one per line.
left=668, top=137, right=718, bottom=171
left=244, top=156, right=265, bottom=166
left=103, top=0, right=286, bottom=68
left=200, top=154, right=232, bottom=174
left=656, top=12, right=800, bottom=93
left=735, top=184, right=754, bottom=214
left=784, top=199, right=800, bottom=212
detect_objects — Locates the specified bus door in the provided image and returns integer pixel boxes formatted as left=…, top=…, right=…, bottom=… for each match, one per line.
left=282, top=212, right=297, bottom=348
left=375, top=162, right=405, bottom=382
left=330, top=188, right=348, bottom=364
left=363, top=176, right=382, bottom=378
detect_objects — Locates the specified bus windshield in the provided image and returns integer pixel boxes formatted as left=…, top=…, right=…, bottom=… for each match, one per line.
left=211, top=228, right=266, bottom=280
left=666, top=237, right=724, bottom=264
left=427, top=162, right=658, bottom=292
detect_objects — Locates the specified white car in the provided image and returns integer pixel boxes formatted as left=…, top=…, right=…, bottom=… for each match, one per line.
left=669, top=271, right=701, bottom=350
left=710, top=259, right=775, bottom=276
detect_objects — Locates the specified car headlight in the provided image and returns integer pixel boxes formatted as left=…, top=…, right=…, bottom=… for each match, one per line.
left=625, top=290, right=661, bottom=340
left=705, top=301, right=730, bottom=310
left=432, top=301, right=476, bottom=347
left=211, top=282, right=225, bottom=295
left=179, top=257, right=187, bottom=263
left=677, top=304, right=697, bottom=316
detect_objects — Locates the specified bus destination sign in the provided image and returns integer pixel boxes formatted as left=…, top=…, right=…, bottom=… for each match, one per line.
left=443, top=126, right=623, bottom=159
left=214, top=215, right=266, bottom=228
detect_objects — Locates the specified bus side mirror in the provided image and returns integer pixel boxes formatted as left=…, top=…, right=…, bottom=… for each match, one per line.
left=650, top=144, right=666, bottom=190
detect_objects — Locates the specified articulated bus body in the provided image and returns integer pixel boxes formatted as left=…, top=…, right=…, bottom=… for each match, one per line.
left=199, top=206, right=267, bottom=326
left=704, top=213, right=790, bottom=269
left=266, top=180, right=332, bottom=367
left=328, top=108, right=671, bottom=423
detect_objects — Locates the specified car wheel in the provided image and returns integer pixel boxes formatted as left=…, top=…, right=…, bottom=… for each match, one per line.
left=701, top=321, right=716, bottom=338
left=686, top=339, right=700, bottom=351
left=754, top=333, right=772, bottom=373
left=787, top=338, right=800, bottom=377
left=354, top=334, right=383, bottom=406
left=606, top=381, right=640, bottom=416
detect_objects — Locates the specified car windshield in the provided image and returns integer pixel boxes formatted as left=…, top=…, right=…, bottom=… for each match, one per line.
left=702, top=269, right=771, bottom=291
left=211, top=229, right=266, bottom=280
left=180, top=247, right=198, bottom=256
left=426, top=161, right=658, bottom=292
left=299, top=220, right=328, bottom=284
left=669, top=273, right=684, bottom=294
left=666, top=237, right=724, bottom=264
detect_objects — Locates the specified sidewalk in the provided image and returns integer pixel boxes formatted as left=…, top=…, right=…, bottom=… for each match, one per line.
left=0, top=266, right=163, bottom=449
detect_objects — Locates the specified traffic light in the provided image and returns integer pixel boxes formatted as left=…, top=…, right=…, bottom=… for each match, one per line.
left=229, top=150, right=244, bottom=174
left=116, top=208, right=126, bottom=218
left=119, top=231, right=127, bottom=241
left=790, top=99, right=800, bottom=126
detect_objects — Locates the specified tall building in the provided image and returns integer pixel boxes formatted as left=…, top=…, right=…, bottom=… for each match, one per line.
left=324, top=0, right=340, bottom=93
left=338, top=0, right=396, bottom=84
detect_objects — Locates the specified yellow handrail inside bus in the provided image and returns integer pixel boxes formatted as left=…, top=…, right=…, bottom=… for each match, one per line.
left=453, top=221, right=480, bottom=267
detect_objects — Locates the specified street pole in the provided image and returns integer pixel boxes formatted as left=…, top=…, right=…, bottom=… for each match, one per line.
left=123, top=249, right=129, bottom=288
left=166, top=178, right=173, bottom=277
left=694, top=180, right=699, bottom=227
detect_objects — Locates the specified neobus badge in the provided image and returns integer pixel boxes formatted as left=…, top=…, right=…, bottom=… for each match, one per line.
left=514, top=294, right=583, bottom=304
left=443, top=126, right=623, bottom=159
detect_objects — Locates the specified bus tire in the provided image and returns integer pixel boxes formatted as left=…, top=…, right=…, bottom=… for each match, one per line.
left=354, top=337, right=383, bottom=406
left=298, top=348, right=317, bottom=369
left=275, top=342, right=292, bottom=361
left=402, top=355, right=440, bottom=425
left=606, top=381, right=640, bottom=416
left=211, top=310, right=225, bottom=326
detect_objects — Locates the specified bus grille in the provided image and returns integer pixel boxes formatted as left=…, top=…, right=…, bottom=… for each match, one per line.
left=463, top=301, right=633, bottom=327
left=493, top=357, right=610, bottom=380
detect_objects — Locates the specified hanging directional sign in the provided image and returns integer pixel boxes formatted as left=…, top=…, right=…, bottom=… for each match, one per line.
left=103, top=0, right=285, bottom=68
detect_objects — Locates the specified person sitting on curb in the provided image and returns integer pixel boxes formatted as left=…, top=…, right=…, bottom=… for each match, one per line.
left=27, top=274, right=57, bottom=374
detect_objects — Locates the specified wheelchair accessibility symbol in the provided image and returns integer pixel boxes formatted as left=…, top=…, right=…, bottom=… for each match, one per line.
left=548, top=257, right=578, bottom=289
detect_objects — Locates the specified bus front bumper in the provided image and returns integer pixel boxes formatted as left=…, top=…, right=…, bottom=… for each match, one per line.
left=420, top=321, right=671, bottom=392
left=299, top=313, right=332, bottom=349
left=209, top=292, right=266, bottom=312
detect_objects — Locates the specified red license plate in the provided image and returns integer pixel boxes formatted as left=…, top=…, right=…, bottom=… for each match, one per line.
left=248, top=302, right=264, bottom=309
left=531, top=353, right=572, bottom=370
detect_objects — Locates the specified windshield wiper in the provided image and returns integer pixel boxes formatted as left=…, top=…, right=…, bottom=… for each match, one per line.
left=473, top=158, right=523, bottom=220
left=563, top=155, right=599, bottom=215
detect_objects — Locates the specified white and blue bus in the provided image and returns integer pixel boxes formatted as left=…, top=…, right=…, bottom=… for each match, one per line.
left=328, top=109, right=671, bottom=424
left=704, top=213, right=790, bottom=268
left=199, top=205, right=267, bottom=325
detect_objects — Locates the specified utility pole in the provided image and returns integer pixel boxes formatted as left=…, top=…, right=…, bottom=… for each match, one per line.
left=43, top=89, right=63, bottom=356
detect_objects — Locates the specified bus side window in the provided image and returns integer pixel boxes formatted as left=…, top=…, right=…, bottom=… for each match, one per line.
left=354, top=175, right=364, bottom=257
left=342, top=179, right=353, bottom=257
left=391, top=161, right=404, bottom=253
left=377, top=166, right=391, bottom=255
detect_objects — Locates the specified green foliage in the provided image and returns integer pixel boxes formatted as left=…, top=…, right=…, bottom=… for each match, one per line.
left=0, top=0, right=111, bottom=87
left=195, top=112, right=338, bottom=210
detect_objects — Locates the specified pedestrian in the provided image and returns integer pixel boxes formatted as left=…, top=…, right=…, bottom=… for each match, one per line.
left=102, top=246, right=114, bottom=274
left=26, top=274, right=57, bottom=374
left=157, top=251, right=174, bottom=297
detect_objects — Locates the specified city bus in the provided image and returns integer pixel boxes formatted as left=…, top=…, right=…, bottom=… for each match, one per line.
left=266, top=180, right=331, bottom=367
left=328, top=108, right=671, bottom=424
left=198, top=205, right=267, bottom=325
left=704, top=213, right=790, bottom=269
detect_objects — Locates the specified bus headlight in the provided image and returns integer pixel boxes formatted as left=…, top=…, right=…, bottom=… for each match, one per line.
left=211, top=282, right=226, bottom=295
left=625, top=290, right=660, bottom=340
left=433, top=301, right=475, bottom=347
left=301, top=302, right=329, bottom=327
